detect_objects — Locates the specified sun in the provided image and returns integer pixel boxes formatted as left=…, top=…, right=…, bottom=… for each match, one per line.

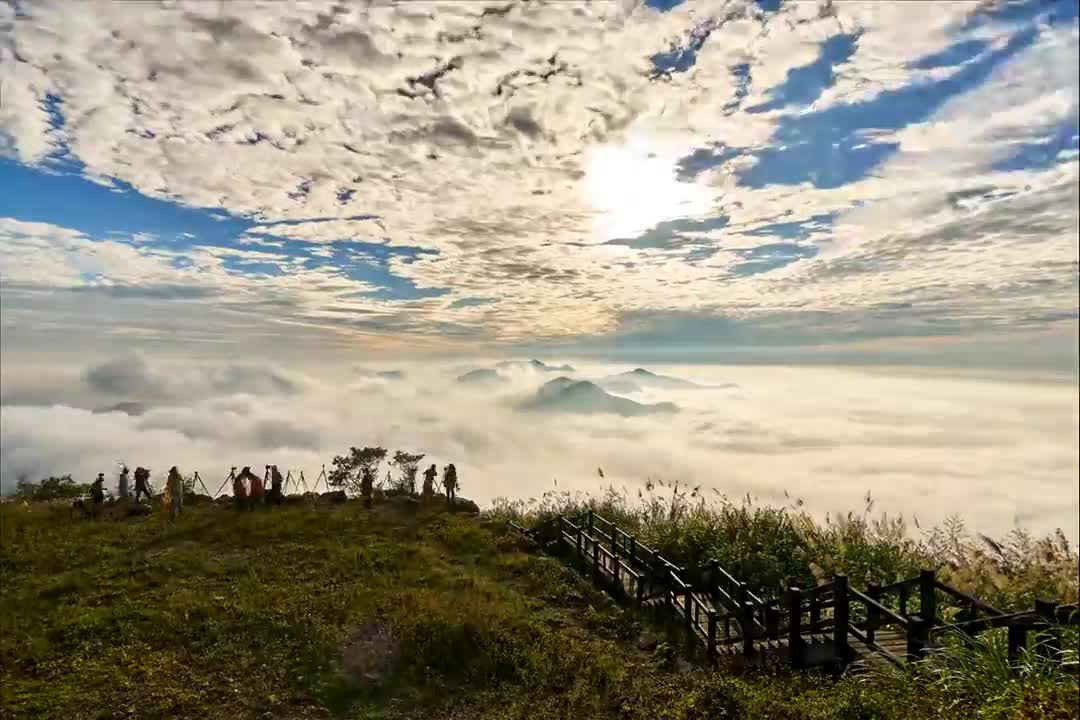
left=584, top=132, right=715, bottom=243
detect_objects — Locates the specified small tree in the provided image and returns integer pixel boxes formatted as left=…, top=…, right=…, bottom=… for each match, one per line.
left=15, top=475, right=92, bottom=502
left=328, top=446, right=387, bottom=500
left=389, top=450, right=425, bottom=494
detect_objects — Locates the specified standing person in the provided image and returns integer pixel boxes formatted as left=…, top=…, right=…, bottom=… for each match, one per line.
left=167, top=466, right=184, bottom=521
left=248, top=467, right=265, bottom=507
left=422, top=464, right=437, bottom=498
left=118, top=465, right=130, bottom=500
left=269, top=465, right=284, bottom=505
left=90, top=473, right=106, bottom=506
left=360, top=470, right=373, bottom=509
left=232, top=468, right=248, bottom=510
left=442, top=464, right=458, bottom=506
left=133, top=467, right=153, bottom=504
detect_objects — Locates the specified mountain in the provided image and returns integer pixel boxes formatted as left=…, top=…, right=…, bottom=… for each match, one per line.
left=496, top=359, right=576, bottom=373
left=598, top=368, right=700, bottom=394
left=456, top=368, right=505, bottom=385
left=518, top=377, right=678, bottom=417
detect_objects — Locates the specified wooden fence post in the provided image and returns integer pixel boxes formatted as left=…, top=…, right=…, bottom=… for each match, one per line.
left=664, top=565, right=674, bottom=617
left=787, top=587, right=803, bottom=669
left=684, top=590, right=693, bottom=643
left=592, top=539, right=600, bottom=583
left=866, top=582, right=880, bottom=645
left=741, top=600, right=755, bottom=658
left=899, top=583, right=910, bottom=617
left=919, top=569, right=937, bottom=627
left=765, top=605, right=780, bottom=639
left=1007, top=622, right=1028, bottom=664
left=1034, top=599, right=1060, bottom=661
left=833, top=574, right=849, bottom=667
left=906, top=614, right=929, bottom=661
left=612, top=530, right=620, bottom=592
left=707, top=609, right=718, bottom=663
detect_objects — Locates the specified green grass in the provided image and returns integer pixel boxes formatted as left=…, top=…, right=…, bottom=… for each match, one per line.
left=1, top=500, right=1076, bottom=720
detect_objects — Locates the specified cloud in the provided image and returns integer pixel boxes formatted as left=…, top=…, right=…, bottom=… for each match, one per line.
left=0, top=0, right=1074, bottom=354
left=2, top=353, right=1077, bottom=541
left=81, top=351, right=303, bottom=404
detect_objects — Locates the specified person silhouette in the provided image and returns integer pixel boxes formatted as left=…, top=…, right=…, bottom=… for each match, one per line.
left=118, top=465, right=130, bottom=499
left=167, top=466, right=184, bottom=521
left=422, top=464, right=437, bottom=498
left=442, top=464, right=458, bottom=506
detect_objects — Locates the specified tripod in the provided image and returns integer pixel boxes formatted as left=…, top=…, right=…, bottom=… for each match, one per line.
left=191, top=471, right=213, bottom=497
left=311, top=465, right=329, bottom=493
left=214, top=467, right=238, bottom=498
left=285, top=470, right=310, bottom=494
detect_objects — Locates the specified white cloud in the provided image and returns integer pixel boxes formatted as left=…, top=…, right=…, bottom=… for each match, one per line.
left=0, top=0, right=1076, bottom=351
left=1, top=354, right=1076, bottom=540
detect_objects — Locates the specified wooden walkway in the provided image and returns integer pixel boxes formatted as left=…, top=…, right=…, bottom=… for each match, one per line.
left=511, top=511, right=1079, bottom=671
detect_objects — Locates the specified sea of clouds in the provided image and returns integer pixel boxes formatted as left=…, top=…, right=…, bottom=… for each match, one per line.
left=1, top=352, right=1076, bottom=540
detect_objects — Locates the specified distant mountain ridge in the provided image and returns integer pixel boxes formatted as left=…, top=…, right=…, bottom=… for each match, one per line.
left=517, top=377, right=678, bottom=417
left=496, top=359, right=576, bottom=373
left=598, top=367, right=700, bottom=394
left=456, top=368, right=505, bottom=385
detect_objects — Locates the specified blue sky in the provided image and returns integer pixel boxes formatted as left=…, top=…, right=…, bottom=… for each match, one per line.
left=0, top=0, right=1077, bottom=367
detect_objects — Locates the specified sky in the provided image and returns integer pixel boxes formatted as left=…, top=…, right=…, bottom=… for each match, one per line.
left=0, top=1, right=1077, bottom=534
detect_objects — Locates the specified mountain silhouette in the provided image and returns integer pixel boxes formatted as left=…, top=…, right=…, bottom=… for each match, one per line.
left=598, top=367, right=701, bottom=394
left=518, top=377, right=678, bottom=417
left=457, top=368, right=506, bottom=385
left=496, top=358, right=576, bottom=373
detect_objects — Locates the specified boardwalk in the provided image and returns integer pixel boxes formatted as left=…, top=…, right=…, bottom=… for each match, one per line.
left=512, top=511, right=1079, bottom=671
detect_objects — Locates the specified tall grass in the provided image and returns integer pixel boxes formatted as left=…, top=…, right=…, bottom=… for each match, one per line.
left=864, top=629, right=1080, bottom=719
left=488, top=479, right=1080, bottom=609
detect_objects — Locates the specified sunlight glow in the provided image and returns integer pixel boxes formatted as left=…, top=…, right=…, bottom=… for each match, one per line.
left=584, top=132, right=716, bottom=242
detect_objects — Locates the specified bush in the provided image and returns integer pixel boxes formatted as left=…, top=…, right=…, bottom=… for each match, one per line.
left=14, top=475, right=93, bottom=502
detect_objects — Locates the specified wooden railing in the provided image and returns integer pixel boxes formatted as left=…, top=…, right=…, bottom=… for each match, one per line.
left=511, top=511, right=1080, bottom=671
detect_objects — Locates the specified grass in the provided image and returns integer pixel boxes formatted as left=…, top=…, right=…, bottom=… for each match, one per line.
left=1, top=497, right=1076, bottom=720
left=489, top=481, right=1080, bottom=610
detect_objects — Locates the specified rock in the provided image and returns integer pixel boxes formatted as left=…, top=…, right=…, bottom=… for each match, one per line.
left=637, top=632, right=659, bottom=651
left=320, top=490, right=348, bottom=504
left=449, top=497, right=480, bottom=514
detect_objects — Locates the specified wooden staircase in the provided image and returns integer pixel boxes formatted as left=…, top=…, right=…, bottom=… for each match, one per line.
left=511, top=512, right=1079, bottom=672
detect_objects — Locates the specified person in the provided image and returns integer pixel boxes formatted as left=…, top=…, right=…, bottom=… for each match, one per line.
left=269, top=465, right=284, bottom=505
left=422, top=464, right=437, bottom=498
left=133, top=467, right=153, bottom=503
left=442, top=463, right=458, bottom=506
left=167, top=466, right=184, bottom=521
left=248, top=467, right=265, bottom=506
left=90, top=473, right=106, bottom=507
left=232, top=467, right=249, bottom=510
left=360, top=470, right=373, bottom=509
left=118, top=465, right=130, bottom=500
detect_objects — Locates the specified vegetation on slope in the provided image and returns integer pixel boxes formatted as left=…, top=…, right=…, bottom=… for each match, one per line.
left=1, top=496, right=1076, bottom=720
left=490, top=480, right=1080, bottom=609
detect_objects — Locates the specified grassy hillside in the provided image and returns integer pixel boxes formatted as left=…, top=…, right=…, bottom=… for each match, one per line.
left=1, top=499, right=1076, bottom=720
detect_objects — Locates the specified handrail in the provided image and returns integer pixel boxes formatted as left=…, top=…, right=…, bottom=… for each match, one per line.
left=877, top=577, right=917, bottom=595
left=849, top=587, right=910, bottom=628
left=941, top=609, right=1038, bottom=635
left=508, top=512, right=1079, bottom=672
left=934, top=580, right=1005, bottom=617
